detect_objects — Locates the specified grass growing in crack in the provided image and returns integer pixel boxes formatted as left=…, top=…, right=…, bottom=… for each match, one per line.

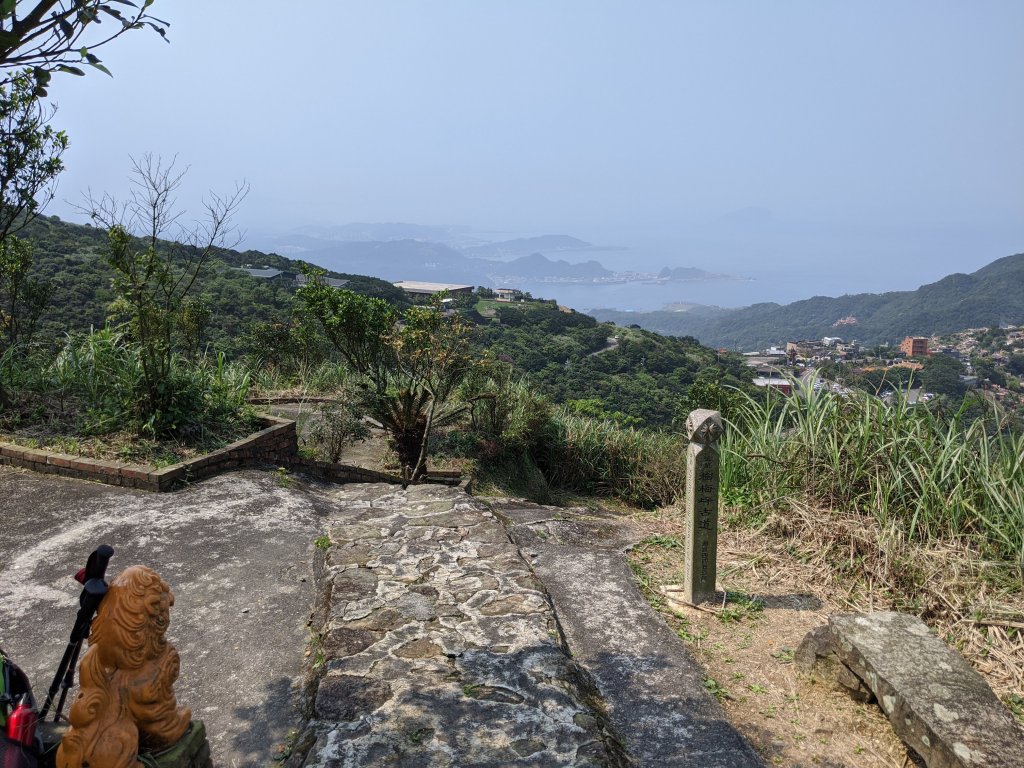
left=275, top=466, right=293, bottom=487
left=702, top=675, right=730, bottom=701
left=408, top=727, right=433, bottom=745
left=314, top=535, right=332, bottom=550
left=272, top=728, right=300, bottom=762
left=1006, top=694, right=1024, bottom=720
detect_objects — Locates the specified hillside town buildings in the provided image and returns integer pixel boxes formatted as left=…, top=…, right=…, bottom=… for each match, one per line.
left=900, top=336, right=930, bottom=358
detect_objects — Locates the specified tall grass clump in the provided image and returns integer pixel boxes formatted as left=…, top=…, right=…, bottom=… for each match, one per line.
left=458, top=372, right=687, bottom=507
left=2, top=328, right=257, bottom=441
left=249, top=359, right=353, bottom=398
left=723, top=386, right=1024, bottom=566
left=535, top=409, right=687, bottom=508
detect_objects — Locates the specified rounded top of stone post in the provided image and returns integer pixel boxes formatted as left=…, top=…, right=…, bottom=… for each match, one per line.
left=685, top=409, right=723, bottom=445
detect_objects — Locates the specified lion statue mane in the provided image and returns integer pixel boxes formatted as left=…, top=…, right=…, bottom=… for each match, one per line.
left=57, top=566, right=191, bottom=768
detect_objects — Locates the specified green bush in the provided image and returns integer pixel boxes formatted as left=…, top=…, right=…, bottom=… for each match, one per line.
left=5, top=328, right=257, bottom=441
left=461, top=370, right=687, bottom=507
left=307, top=396, right=370, bottom=463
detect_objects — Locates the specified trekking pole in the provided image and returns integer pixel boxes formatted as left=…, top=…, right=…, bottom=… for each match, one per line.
left=38, top=545, right=114, bottom=722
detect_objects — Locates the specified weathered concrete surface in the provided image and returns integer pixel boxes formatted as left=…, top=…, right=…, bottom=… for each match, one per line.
left=0, top=466, right=329, bottom=767
left=297, top=484, right=624, bottom=767
left=498, top=501, right=763, bottom=768
left=829, top=612, right=1024, bottom=768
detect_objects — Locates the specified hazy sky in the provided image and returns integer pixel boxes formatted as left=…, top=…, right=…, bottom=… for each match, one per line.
left=41, top=1, right=1024, bottom=294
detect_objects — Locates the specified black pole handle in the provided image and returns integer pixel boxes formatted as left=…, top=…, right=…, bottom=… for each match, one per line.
left=83, top=544, right=114, bottom=583
left=39, top=545, right=114, bottom=721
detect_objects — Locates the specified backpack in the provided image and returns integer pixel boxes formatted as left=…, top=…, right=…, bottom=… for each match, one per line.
left=0, top=647, right=35, bottom=728
left=0, top=648, right=38, bottom=768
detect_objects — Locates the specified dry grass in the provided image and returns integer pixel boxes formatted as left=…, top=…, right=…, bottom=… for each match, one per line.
left=628, top=499, right=1024, bottom=766
left=0, top=422, right=251, bottom=467
left=747, top=499, right=1024, bottom=701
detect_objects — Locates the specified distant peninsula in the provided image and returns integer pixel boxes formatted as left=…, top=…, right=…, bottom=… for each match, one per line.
left=247, top=223, right=740, bottom=288
left=464, top=235, right=625, bottom=258
left=655, top=266, right=743, bottom=282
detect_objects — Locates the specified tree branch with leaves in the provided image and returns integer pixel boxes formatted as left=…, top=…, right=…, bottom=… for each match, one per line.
left=0, top=0, right=169, bottom=94
left=298, top=275, right=476, bottom=479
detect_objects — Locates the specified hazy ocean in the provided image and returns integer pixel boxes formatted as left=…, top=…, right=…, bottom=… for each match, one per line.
left=492, top=225, right=1022, bottom=314
left=501, top=243, right=870, bottom=313
left=509, top=277, right=775, bottom=314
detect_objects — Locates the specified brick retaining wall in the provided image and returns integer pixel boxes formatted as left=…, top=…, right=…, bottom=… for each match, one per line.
left=0, top=415, right=298, bottom=492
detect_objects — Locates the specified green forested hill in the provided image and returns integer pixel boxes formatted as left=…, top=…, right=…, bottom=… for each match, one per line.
left=592, top=252, right=1024, bottom=350
left=19, top=216, right=407, bottom=356
left=476, top=302, right=753, bottom=426
left=15, top=216, right=752, bottom=427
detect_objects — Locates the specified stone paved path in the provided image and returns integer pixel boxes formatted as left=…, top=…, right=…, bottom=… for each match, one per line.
left=296, top=483, right=622, bottom=767
left=495, top=500, right=763, bottom=767
left=296, top=486, right=764, bottom=767
left=3, top=466, right=763, bottom=767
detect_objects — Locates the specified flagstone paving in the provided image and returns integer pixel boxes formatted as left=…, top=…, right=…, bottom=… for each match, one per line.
left=294, top=483, right=623, bottom=767
left=1, top=467, right=761, bottom=767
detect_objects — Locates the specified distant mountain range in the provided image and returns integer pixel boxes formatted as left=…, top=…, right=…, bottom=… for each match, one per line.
left=591, top=252, right=1024, bottom=350
left=495, top=253, right=613, bottom=279
left=248, top=225, right=637, bottom=286
left=249, top=224, right=745, bottom=288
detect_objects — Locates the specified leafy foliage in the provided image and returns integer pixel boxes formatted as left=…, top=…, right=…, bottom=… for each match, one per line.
left=723, top=387, right=1024, bottom=566
left=307, top=396, right=369, bottom=463
left=477, top=302, right=754, bottom=426
left=0, top=233, right=49, bottom=352
left=0, top=71, right=66, bottom=240
left=0, top=71, right=64, bottom=404
left=1, top=326, right=256, bottom=443
left=299, top=276, right=475, bottom=478
left=10, top=215, right=405, bottom=360
left=0, top=0, right=169, bottom=94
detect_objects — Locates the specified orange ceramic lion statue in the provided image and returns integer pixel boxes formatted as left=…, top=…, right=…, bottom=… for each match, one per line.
left=57, top=566, right=191, bottom=768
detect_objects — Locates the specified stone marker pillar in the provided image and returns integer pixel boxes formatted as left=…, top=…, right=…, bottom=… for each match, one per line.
left=682, top=409, right=724, bottom=605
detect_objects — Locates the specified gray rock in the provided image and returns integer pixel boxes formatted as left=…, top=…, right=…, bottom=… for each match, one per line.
left=796, top=625, right=875, bottom=703
left=315, top=675, right=394, bottom=721
left=829, top=612, right=1024, bottom=768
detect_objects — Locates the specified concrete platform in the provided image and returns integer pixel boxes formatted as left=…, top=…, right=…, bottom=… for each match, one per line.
left=0, top=466, right=330, bottom=767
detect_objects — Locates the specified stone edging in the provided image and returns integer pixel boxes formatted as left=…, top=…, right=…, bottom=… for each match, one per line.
left=282, top=458, right=465, bottom=488
left=0, top=415, right=298, bottom=492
